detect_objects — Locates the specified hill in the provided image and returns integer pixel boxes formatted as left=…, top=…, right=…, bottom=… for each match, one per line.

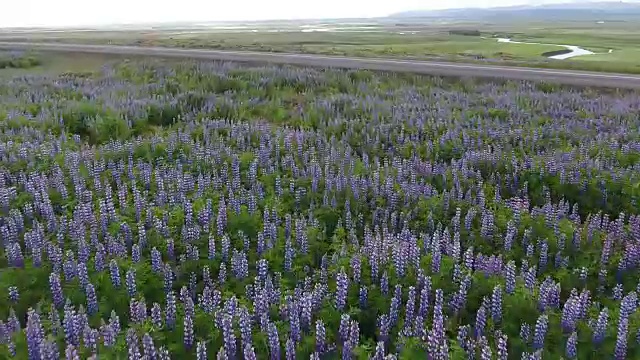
left=389, top=1, right=640, bottom=21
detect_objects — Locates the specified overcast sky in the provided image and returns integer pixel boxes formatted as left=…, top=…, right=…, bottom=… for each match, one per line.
left=0, top=0, right=606, bottom=28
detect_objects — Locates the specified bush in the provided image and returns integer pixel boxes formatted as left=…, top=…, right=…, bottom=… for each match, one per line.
left=0, top=52, right=41, bottom=69
left=449, top=29, right=482, bottom=36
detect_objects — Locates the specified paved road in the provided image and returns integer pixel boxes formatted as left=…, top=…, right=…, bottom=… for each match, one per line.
left=1, top=41, right=640, bottom=89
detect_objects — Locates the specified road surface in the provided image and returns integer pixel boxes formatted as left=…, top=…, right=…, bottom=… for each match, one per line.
left=1, top=41, right=639, bottom=89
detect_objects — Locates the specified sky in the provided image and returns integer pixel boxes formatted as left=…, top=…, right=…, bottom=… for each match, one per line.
left=0, top=0, right=612, bottom=28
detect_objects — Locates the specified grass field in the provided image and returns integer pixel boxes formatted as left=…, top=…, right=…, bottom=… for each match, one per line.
left=0, top=52, right=151, bottom=79
left=1, top=19, right=640, bottom=73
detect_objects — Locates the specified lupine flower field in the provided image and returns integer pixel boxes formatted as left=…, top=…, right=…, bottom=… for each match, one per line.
left=1, top=58, right=640, bottom=360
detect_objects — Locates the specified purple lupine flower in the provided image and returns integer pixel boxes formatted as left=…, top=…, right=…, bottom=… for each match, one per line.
left=351, top=254, right=362, bottom=283
left=347, top=320, right=359, bottom=355
left=63, top=303, right=79, bottom=347
left=165, top=291, right=176, bottom=329
left=480, top=337, right=492, bottom=360
left=7, top=308, right=20, bottom=334
left=184, top=296, right=195, bottom=320
left=184, top=314, right=194, bottom=349
left=566, top=331, right=578, bottom=359
left=299, top=296, right=312, bottom=331
left=372, top=342, right=385, bottom=360
left=40, top=340, right=59, bottom=360
left=48, top=304, right=61, bottom=336
left=491, top=285, right=502, bottom=323
left=158, top=346, right=170, bottom=360
left=561, top=295, right=579, bottom=333
left=615, top=317, right=629, bottom=360
left=127, top=328, right=141, bottom=360
left=620, top=291, right=638, bottom=320
left=109, top=310, right=121, bottom=335
left=83, top=326, right=98, bottom=355
left=151, top=303, right=163, bottom=328
left=266, top=321, right=280, bottom=360
left=101, top=322, right=116, bottom=347
left=26, top=308, right=44, bottom=360
left=135, top=298, right=147, bottom=322
left=7, top=242, right=24, bottom=268
left=475, top=302, right=487, bottom=339
left=197, top=341, right=207, bottom=360
left=142, top=333, right=156, bottom=359
left=457, top=325, right=470, bottom=352
left=203, top=266, right=212, bottom=287
left=524, top=266, right=536, bottom=292
left=287, top=300, right=301, bottom=344
left=109, top=260, right=121, bottom=288
left=200, top=286, right=216, bottom=314
left=339, top=314, right=351, bottom=344
left=389, top=289, right=401, bottom=328
left=359, top=286, right=368, bottom=309
left=614, top=284, right=624, bottom=300
left=151, top=247, right=162, bottom=273
left=335, top=267, right=349, bottom=311
left=94, top=244, right=106, bottom=272
left=167, top=239, right=175, bottom=261
left=49, top=272, right=64, bottom=308
left=219, top=263, right=227, bottom=284
left=520, top=322, right=531, bottom=344
left=217, top=197, right=227, bottom=236
left=126, top=268, right=137, bottom=297
left=533, top=314, right=548, bottom=351
left=403, top=286, right=416, bottom=334
left=63, top=250, right=77, bottom=282
left=593, top=307, right=608, bottom=346
left=418, top=280, right=431, bottom=318
left=77, top=262, right=89, bottom=290
left=163, top=264, right=173, bottom=294
left=132, top=244, right=141, bottom=263
left=86, top=283, right=98, bottom=315
left=8, top=286, right=18, bottom=303
left=130, top=298, right=145, bottom=324
left=8, top=341, right=15, bottom=357
left=505, top=261, right=516, bottom=295
left=65, top=344, right=79, bottom=360
left=538, top=238, right=548, bottom=272
left=286, top=338, right=296, bottom=360
left=257, top=259, right=269, bottom=282
left=427, top=289, right=448, bottom=359
left=222, top=313, right=237, bottom=358
left=0, top=320, right=9, bottom=344
left=497, top=332, right=508, bottom=360
left=244, top=344, right=257, bottom=360
left=315, top=319, right=326, bottom=354
left=431, top=233, right=442, bottom=273
left=217, top=347, right=229, bottom=360
left=238, top=307, right=252, bottom=348
left=380, top=271, right=389, bottom=295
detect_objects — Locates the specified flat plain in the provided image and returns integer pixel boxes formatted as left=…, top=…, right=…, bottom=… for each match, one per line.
left=2, top=18, right=640, bottom=73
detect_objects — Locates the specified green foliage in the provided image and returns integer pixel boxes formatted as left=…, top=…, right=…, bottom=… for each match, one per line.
left=0, top=53, right=41, bottom=70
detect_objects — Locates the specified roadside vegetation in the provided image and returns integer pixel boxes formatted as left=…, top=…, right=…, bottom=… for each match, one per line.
left=0, top=51, right=40, bottom=69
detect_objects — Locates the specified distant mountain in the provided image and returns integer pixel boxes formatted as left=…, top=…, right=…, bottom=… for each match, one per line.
left=389, top=1, right=640, bottom=20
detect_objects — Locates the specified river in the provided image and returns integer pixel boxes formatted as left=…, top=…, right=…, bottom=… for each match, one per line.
left=496, top=38, right=598, bottom=60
